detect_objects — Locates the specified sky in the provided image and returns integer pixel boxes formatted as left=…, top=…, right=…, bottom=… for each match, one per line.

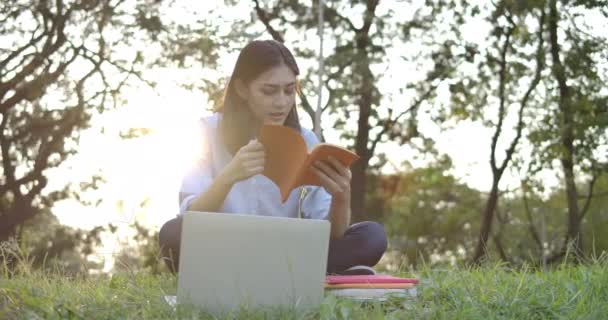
left=34, top=0, right=605, bottom=272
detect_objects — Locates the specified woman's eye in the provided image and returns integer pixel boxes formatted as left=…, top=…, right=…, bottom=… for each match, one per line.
left=284, top=88, right=295, bottom=95
left=262, top=89, right=275, bottom=95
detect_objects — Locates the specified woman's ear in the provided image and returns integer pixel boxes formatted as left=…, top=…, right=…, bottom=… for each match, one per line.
left=235, top=78, right=249, bottom=100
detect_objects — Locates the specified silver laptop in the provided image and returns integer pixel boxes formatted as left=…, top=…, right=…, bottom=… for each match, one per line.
left=177, top=211, right=330, bottom=315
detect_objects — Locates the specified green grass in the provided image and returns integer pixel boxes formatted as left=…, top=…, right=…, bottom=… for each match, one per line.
left=2, top=262, right=608, bottom=320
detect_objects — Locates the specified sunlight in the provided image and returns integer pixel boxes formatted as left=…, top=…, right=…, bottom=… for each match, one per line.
left=53, top=80, right=212, bottom=229
left=105, top=83, right=212, bottom=225
left=50, top=79, right=213, bottom=272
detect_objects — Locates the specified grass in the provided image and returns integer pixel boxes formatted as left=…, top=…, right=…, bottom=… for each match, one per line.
left=1, top=246, right=608, bottom=319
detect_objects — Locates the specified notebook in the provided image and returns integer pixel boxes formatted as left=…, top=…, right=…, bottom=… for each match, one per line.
left=327, top=288, right=418, bottom=300
left=324, top=275, right=419, bottom=301
left=326, top=275, right=419, bottom=285
left=325, top=283, right=416, bottom=289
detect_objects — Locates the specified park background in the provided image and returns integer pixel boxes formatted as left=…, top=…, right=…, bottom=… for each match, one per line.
left=1, top=0, right=607, bottom=276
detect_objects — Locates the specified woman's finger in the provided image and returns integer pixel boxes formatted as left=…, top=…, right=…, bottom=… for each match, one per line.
left=243, top=151, right=265, bottom=161
left=248, top=166, right=264, bottom=175
left=312, top=162, right=343, bottom=194
left=245, top=158, right=265, bottom=168
left=327, top=156, right=350, bottom=179
left=315, top=160, right=345, bottom=183
left=311, top=166, right=341, bottom=194
left=319, top=159, right=351, bottom=190
left=245, top=140, right=265, bottom=152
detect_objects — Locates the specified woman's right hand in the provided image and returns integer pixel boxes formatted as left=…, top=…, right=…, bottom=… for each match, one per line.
left=222, top=139, right=265, bottom=184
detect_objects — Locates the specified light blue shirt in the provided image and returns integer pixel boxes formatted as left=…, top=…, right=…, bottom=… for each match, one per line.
left=179, top=113, right=332, bottom=220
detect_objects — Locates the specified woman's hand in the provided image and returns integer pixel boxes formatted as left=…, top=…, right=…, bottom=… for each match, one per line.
left=311, top=156, right=352, bottom=202
left=223, top=139, right=265, bottom=184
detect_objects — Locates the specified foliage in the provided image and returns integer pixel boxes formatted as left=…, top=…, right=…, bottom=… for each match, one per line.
left=247, top=0, right=475, bottom=220
left=112, top=222, right=168, bottom=274
left=0, top=0, right=162, bottom=241
left=382, top=157, right=483, bottom=267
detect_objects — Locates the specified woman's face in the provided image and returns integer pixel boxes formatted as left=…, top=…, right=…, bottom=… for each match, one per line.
left=238, top=63, right=297, bottom=125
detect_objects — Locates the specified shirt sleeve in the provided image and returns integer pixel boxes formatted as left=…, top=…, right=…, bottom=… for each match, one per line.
left=299, top=128, right=332, bottom=220
left=178, top=119, right=214, bottom=215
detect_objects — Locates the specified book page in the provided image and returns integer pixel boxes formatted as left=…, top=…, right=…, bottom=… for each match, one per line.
left=258, top=125, right=309, bottom=201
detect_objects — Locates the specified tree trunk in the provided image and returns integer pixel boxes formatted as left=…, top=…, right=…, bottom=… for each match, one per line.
left=349, top=1, right=378, bottom=222
left=351, top=72, right=373, bottom=221
left=472, top=180, right=500, bottom=263
left=548, top=0, right=583, bottom=259
left=0, top=205, right=36, bottom=243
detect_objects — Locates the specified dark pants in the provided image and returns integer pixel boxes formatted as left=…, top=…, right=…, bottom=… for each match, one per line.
left=158, top=216, right=387, bottom=274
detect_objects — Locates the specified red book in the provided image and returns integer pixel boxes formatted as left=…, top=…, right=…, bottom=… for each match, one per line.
left=326, top=275, right=419, bottom=285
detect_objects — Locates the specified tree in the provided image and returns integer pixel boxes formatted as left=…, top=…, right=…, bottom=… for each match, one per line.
left=0, top=0, right=163, bottom=241
left=525, top=0, right=608, bottom=261
left=0, top=209, right=109, bottom=274
left=384, top=156, right=483, bottom=267
left=486, top=169, right=608, bottom=267
left=545, top=0, right=607, bottom=259
left=250, top=0, right=468, bottom=221
left=454, top=1, right=548, bottom=264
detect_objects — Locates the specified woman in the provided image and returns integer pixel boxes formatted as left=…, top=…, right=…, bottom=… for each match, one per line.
left=159, top=40, right=387, bottom=275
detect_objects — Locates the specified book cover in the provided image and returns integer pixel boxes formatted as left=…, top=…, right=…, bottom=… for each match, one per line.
left=258, top=125, right=359, bottom=202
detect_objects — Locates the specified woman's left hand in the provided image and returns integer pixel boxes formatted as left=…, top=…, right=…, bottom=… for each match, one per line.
left=311, top=156, right=352, bottom=202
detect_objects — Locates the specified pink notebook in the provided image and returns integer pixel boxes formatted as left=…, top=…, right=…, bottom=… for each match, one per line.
left=326, top=275, right=419, bottom=285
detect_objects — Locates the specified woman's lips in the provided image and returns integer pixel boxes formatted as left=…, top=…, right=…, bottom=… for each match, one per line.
left=269, top=112, right=285, bottom=121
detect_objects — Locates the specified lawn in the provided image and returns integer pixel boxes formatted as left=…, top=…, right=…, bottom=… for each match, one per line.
left=1, top=260, right=607, bottom=319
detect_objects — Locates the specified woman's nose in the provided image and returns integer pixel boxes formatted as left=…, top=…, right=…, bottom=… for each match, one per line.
left=274, top=92, right=291, bottom=108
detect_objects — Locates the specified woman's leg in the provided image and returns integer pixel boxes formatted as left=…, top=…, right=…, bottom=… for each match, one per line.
left=326, top=221, right=388, bottom=274
left=159, top=216, right=387, bottom=274
left=158, top=216, right=183, bottom=273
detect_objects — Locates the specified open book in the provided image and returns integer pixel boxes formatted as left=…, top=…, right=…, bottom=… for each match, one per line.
left=258, top=125, right=359, bottom=202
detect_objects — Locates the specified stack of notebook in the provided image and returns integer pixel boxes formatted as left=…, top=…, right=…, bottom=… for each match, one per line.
left=325, top=275, right=419, bottom=301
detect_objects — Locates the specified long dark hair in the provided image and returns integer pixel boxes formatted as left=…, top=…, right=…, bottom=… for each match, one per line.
left=219, top=40, right=302, bottom=155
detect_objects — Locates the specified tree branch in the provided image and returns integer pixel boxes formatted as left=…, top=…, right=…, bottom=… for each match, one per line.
left=324, top=4, right=358, bottom=32
left=322, top=58, right=354, bottom=113
left=498, top=9, right=546, bottom=174
left=0, top=7, right=68, bottom=100
left=0, top=24, right=46, bottom=76
left=1, top=48, right=77, bottom=113
left=369, top=84, right=435, bottom=155
left=253, top=0, right=284, bottom=42
left=579, top=173, right=598, bottom=222
left=489, top=22, right=515, bottom=174
left=362, top=0, right=380, bottom=34
left=522, top=182, right=543, bottom=251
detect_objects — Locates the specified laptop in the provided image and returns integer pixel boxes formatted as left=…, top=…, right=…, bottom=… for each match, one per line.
left=177, top=211, right=331, bottom=315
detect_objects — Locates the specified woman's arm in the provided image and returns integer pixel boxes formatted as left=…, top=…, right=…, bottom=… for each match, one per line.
left=187, top=169, right=236, bottom=212
left=187, top=139, right=266, bottom=212
left=328, top=190, right=351, bottom=239
left=311, top=156, right=353, bottom=239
